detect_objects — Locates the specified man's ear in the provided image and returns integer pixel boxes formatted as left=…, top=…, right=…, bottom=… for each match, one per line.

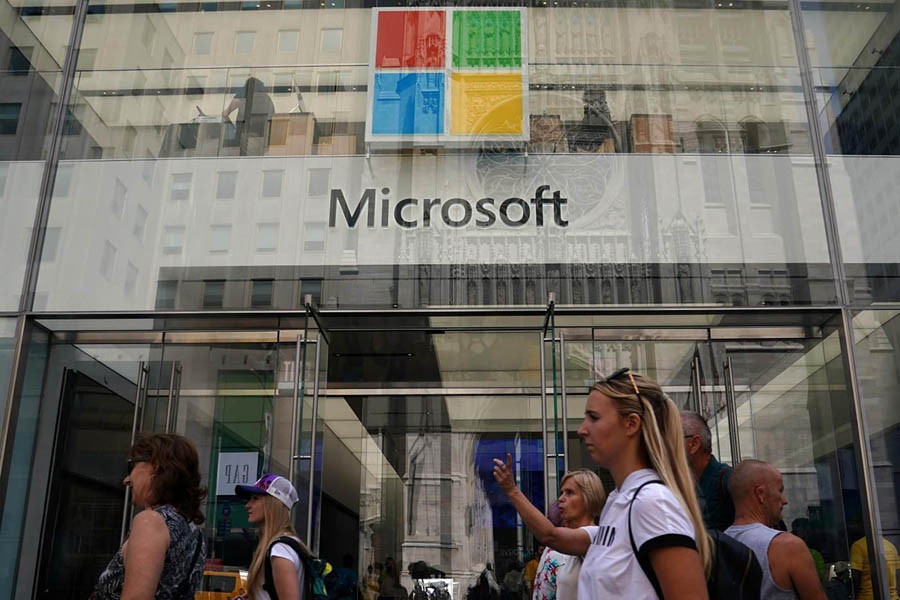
left=752, top=483, right=766, bottom=505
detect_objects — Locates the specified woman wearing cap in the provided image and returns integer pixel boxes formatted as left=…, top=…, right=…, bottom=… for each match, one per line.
left=236, top=473, right=307, bottom=600
left=493, top=369, right=709, bottom=600
left=92, top=433, right=207, bottom=599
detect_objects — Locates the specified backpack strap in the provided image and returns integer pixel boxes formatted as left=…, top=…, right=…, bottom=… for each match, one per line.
left=264, top=535, right=307, bottom=600
left=627, top=479, right=665, bottom=599
left=716, top=465, right=736, bottom=525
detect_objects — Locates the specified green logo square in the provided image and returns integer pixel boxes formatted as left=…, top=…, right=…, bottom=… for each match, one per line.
left=452, top=10, right=521, bottom=69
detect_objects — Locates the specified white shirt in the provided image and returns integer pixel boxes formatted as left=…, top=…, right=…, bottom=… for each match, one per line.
left=254, top=538, right=306, bottom=600
left=578, top=469, right=696, bottom=600
left=533, top=526, right=596, bottom=600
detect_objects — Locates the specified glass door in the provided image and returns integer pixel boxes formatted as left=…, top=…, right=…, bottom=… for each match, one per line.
left=291, top=302, right=329, bottom=550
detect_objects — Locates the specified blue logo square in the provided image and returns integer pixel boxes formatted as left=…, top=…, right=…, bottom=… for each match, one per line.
left=372, top=72, right=445, bottom=135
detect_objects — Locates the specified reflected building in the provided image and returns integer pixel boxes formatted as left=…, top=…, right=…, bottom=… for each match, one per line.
left=1, top=0, right=900, bottom=599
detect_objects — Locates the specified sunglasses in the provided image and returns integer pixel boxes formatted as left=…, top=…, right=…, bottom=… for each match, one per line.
left=127, top=456, right=151, bottom=475
left=603, top=367, right=641, bottom=397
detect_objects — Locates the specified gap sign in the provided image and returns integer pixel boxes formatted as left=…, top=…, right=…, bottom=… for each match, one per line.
left=366, top=8, right=528, bottom=144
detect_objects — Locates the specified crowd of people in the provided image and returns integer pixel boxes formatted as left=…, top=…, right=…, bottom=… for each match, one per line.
left=87, top=368, right=898, bottom=600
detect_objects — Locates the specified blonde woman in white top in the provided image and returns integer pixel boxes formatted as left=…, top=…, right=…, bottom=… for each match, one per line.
left=495, top=368, right=710, bottom=600
left=531, top=470, right=605, bottom=600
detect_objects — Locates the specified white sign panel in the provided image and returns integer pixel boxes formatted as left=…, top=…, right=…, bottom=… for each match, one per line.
left=216, top=451, right=259, bottom=496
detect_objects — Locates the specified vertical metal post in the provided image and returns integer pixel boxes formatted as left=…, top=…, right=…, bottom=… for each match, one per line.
left=121, top=362, right=149, bottom=545
left=289, top=335, right=302, bottom=481
left=559, top=333, right=569, bottom=476
left=306, top=336, right=322, bottom=552
left=691, top=355, right=703, bottom=415
left=539, top=332, right=549, bottom=516
left=723, top=358, right=741, bottom=463
left=164, top=362, right=181, bottom=434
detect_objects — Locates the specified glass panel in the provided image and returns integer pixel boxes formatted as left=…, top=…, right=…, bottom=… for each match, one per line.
left=318, top=391, right=545, bottom=598
left=851, top=309, right=900, bottom=598
left=716, top=328, right=861, bottom=594
left=0, top=324, right=49, bottom=600
left=800, top=0, right=900, bottom=69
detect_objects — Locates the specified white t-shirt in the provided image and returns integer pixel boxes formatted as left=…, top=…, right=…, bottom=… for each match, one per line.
left=578, top=469, right=696, bottom=600
left=254, top=538, right=306, bottom=600
left=533, top=526, right=596, bottom=600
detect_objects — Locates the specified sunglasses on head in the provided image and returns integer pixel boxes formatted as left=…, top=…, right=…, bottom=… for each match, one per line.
left=127, top=456, right=151, bottom=475
left=603, top=367, right=641, bottom=397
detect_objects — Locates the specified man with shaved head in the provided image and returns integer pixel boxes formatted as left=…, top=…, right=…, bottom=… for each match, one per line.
left=725, top=460, right=826, bottom=600
left=681, top=411, right=735, bottom=531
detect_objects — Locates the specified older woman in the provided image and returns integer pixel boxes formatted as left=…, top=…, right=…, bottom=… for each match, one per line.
left=531, top=470, right=605, bottom=600
left=92, top=433, right=207, bottom=599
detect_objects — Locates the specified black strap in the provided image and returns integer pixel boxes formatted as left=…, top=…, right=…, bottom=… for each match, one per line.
left=175, top=529, right=204, bottom=598
left=264, top=536, right=307, bottom=600
left=627, top=479, right=665, bottom=599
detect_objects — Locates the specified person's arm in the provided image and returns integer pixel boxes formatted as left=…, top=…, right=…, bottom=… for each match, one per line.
left=648, top=546, right=709, bottom=600
left=775, top=535, right=827, bottom=600
left=272, top=556, right=302, bottom=600
left=121, top=509, right=170, bottom=600
left=492, top=454, right=591, bottom=556
left=222, top=97, right=241, bottom=118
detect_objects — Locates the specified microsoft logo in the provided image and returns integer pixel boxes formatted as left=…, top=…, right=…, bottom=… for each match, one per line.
left=366, top=8, right=528, bottom=144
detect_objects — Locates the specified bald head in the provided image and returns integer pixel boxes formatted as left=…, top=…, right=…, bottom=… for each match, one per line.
left=729, top=459, right=787, bottom=527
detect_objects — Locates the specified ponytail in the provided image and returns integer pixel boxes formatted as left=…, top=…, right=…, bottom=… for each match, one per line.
left=592, top=373, right=712, bottom=577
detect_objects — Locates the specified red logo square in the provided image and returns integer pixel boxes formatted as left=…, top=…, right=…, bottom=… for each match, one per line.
left=375, top=10, right=445, bottom=69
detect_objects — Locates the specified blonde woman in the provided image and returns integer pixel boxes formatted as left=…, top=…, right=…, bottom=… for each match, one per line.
left=236, top=474, right=307, bottom=600
left=531, top=470, right=605, bottom=600
left=494, top=368, right=710, bottom=600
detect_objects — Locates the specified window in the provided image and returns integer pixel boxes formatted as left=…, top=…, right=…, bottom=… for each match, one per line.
left=134, top=205, right=149, bottom=240
left=278, top=30, right=299, bottom=53
left=99, top=240, right=117, bottom=280
left=262, top=170, right=283, bottom=198
left=0, top=103, right=21, bottom=135
left=42, top=227, right=61, bottom=262
left=202, top=280, right=225, bottom=308
left=210, top=225, right=231, bottom=253
left=304, top=223, right=325, bottom=251
left=235, top=31, right=255, bottom=54
left=77, top=48, right=98, bottom=70
left=321, top=28, right=342, bottom=52
left=61, top=108, right=82, bottom=136
left=124, top=262, right=139, bottom=296
left=170, top=173, right=192, bottom=201
left=8, top=46, right=32, bottom=74
left=193, top=32, right=213, bottom=55
left=256, top=223, right=279, bottom=252
left=54, top=165, right=73, bottom=197
left=251, top=279, right=274, bottom=307
left=216, top=171, right=237, bottom=199
left=141, top=17, right=157, bottom=51
left=308, top=169, right=330, bottom=196
left=299, top=279, right=322, bottom=306
left=163, top=226, right=185, bottom=254
left=155, top=280, right=177, bottom=309
left=111, top=179, right=127, bottom=219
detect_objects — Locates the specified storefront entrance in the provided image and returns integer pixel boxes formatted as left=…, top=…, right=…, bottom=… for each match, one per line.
left=19, top=307, right=862, bottom=599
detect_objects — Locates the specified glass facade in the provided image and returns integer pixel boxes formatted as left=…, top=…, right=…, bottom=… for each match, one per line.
left=0, top=0, right=899, bottom=597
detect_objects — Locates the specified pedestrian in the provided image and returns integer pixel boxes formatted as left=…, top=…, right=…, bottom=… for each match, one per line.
left=531, top=471, right=605, bottom=600
left=236, top=473, right=306, bottom=599
left=494, top=368, right=710, bottom=600
left=725, top=460, right=826, bottom=599
left=92, top=433, right=207, bottom=598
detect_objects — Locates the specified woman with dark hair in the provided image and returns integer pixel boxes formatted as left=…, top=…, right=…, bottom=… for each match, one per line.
left=92, top=433, right=207, bottom=599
